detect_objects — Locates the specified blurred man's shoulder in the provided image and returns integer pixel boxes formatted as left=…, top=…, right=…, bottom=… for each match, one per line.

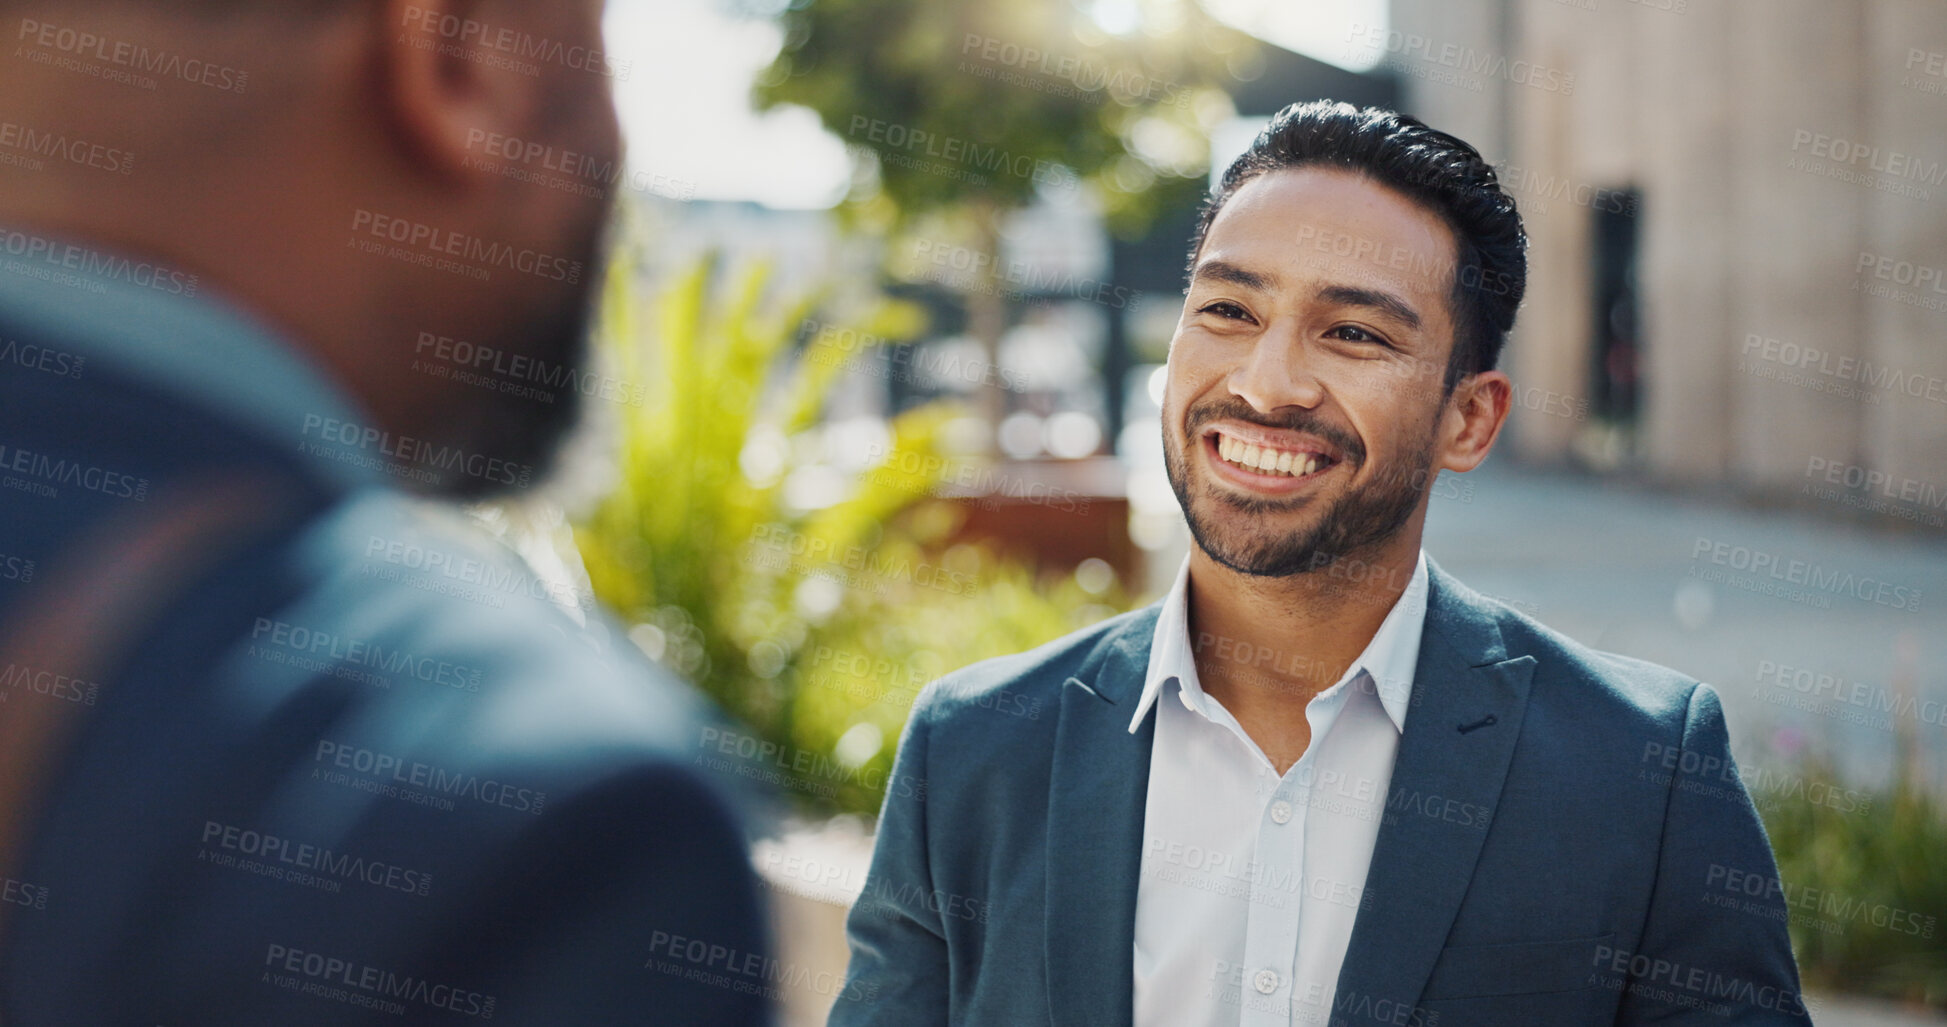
left=266, top=489, right=721, bottom=784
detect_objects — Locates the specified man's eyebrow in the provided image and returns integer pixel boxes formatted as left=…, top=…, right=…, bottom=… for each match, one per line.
left=1317, top=284, right=1423, bottom=331
left=1189, top=259, right=1275, bottom=292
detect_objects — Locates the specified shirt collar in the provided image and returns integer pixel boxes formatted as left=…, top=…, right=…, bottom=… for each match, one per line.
left=0, top=224, right=381, bottom=493
left=1129, top=548, right=1430, bottom=735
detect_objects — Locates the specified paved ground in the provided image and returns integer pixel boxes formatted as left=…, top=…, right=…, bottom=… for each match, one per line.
left=1420, top=460, right=1947, bottom=793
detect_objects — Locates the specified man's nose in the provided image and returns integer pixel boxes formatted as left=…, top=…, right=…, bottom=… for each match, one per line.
left=1228, top=323, right=1323, bottom=412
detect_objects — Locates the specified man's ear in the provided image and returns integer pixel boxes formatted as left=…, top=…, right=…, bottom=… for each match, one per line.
left=1438, top=369, right=1511, bottom=474
left=376, top=0, right=529, bottom=186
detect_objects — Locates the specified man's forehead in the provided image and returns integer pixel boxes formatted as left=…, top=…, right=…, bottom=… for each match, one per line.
left=1201, top=167, right=1458, bottom=300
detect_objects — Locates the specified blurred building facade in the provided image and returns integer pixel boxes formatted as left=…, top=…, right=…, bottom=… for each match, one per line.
left=1386, top=0, right=1947, bottom=526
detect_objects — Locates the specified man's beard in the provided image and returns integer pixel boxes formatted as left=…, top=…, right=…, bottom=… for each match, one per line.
left=433, top=212, right=608, bottom=502
left=1163, top=396, right=1437, bottom=578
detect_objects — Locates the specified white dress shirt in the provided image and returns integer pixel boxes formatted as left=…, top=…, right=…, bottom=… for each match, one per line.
left=1130, top=550, right=1429, bottom=1027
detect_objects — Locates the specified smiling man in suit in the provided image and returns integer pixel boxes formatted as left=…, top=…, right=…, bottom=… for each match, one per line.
left=831, top=100, right=1810, bottom=1026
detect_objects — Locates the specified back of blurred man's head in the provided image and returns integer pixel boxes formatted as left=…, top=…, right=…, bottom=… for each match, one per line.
left=0, top=0, right=622, bottom=497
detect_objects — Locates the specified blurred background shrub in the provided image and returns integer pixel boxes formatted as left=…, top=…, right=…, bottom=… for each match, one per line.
left=573, top=253, right=1128, bottom=817
left=1762, top=735, right=1947, bottom=1008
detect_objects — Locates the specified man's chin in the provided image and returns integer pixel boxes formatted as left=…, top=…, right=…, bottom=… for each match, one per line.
left=1184, top=488, right=1417, bottom=580
left=432, top=395, right=580, bottom=501
left=1192, top=529, right=1386, bottom=579
left=1186, top=512, right=1329, bottom=578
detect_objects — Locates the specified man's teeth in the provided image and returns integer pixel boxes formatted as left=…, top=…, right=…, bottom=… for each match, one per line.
left=1216, top=433, right=1325, bottom=477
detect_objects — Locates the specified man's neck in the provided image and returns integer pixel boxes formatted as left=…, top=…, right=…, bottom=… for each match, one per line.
left=1184, top=537, right=1421, bottom=773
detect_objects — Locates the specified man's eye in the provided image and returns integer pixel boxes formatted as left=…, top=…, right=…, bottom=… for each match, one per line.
left=1197, top=301, right=1251, bottom=321
left=1329, top=324, right=1389, bottom=347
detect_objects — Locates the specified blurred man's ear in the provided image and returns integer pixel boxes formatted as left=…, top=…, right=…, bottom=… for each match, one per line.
left=380, top=0, right=533, bottom=188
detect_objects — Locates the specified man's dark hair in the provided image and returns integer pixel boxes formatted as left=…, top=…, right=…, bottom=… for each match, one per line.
left=1188, top=99, right=1528, bottom=390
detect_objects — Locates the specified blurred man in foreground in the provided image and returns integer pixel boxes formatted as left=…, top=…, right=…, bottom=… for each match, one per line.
left=0, top=1, right=769, bottom=1023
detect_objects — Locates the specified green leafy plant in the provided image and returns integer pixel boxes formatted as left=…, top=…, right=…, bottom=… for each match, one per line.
left=574, top=254, right=1129, bottom=815
left=1760, top=745, right=1947, bottom=1008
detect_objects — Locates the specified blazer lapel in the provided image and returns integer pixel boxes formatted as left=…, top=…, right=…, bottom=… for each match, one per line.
left=1044, top=604, right=1160, bottom=1027
left=1332, top=561, right=1537, bottom=1024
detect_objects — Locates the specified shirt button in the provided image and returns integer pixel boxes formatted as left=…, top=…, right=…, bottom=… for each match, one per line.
left=1253, top=968, right=1280, bottom=994
left=1270, top=800, right=1293, bottom=824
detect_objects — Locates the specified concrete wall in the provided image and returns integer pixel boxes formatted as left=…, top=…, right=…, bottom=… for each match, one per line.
left=1390, top=0, right=1947, bottom=522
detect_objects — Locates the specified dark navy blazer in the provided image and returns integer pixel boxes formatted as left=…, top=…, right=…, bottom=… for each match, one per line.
left=833, top=562, right=1811, bottom=1026
left=0, top=249, right=771, bottom=1025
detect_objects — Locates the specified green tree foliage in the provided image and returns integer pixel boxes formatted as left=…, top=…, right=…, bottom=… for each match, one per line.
left=752, top=0, right=1258, bottom=440
left=753, top=0, right=1257, bottom=236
